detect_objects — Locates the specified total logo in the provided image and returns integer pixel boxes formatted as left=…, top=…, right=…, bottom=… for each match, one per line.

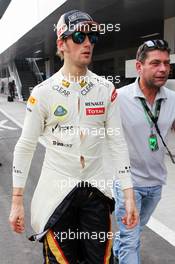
left=86, top=107, right=105, bottom=115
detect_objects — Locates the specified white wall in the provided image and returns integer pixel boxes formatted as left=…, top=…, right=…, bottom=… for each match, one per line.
left=0, top=0, right=67, bottom=54
left=125, top=59, right=137, bottom=78
left=164, top=17, right=175, bottom=53
left=166, top=79, right=175, bottom=91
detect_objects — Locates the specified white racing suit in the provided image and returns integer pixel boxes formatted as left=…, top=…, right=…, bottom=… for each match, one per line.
left=13, top=69, right=132, bottom=234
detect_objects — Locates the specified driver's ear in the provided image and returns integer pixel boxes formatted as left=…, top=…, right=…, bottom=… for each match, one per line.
left=57, top=39, right=65, bottom=52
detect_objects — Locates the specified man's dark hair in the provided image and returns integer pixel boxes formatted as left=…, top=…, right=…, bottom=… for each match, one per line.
left=136, top=39, right=171, bottom=62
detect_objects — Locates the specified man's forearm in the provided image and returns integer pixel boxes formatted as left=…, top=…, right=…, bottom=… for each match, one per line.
left=12, top=187, right=24, bottom=203
left=13, top=187, right=24, bottom=196
left=122, top=187, right=139, bottom=228
left=123, top=188, right=135, bottom=201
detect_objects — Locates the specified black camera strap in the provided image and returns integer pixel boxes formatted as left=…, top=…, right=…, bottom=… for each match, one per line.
left=139, top=97, right=175, bottom=164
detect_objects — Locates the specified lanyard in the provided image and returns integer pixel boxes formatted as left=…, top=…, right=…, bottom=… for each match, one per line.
left=139, top=97, right=175, bottom=164
left=139, top=97, right=162, bottom=127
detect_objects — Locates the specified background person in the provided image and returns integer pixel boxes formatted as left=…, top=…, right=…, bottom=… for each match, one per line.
left=113, top=39, right=175, bottom=264
left=1, top=80, right=4, bottom=93
left=8, top=80, right=15, bottom=99
left=11, top=80, right=16, bottom=98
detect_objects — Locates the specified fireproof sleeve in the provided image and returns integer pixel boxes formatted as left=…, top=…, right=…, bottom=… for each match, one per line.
left=105, top=86, right=133, bottom=190
left=13, top=86, right=47, bottom=188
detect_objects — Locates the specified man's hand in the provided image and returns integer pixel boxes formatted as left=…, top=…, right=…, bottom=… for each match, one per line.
left=9, top=195, right=25, bottom=233
left=122, top=188, right=139, bottom=229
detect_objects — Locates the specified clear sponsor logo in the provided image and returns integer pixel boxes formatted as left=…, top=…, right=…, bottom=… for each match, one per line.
left=52, top=85, right=70, bottom=97
left=81, top=82, right=94, bottom=95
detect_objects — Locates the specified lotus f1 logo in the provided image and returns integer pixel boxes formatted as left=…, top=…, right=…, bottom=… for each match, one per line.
left=54, top=105, right=67, bottom=116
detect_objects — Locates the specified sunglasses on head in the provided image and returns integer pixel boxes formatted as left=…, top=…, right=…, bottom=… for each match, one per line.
left=63, top=31, right=99, bottom=44
left=141, top=39, right=169, bottom=52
